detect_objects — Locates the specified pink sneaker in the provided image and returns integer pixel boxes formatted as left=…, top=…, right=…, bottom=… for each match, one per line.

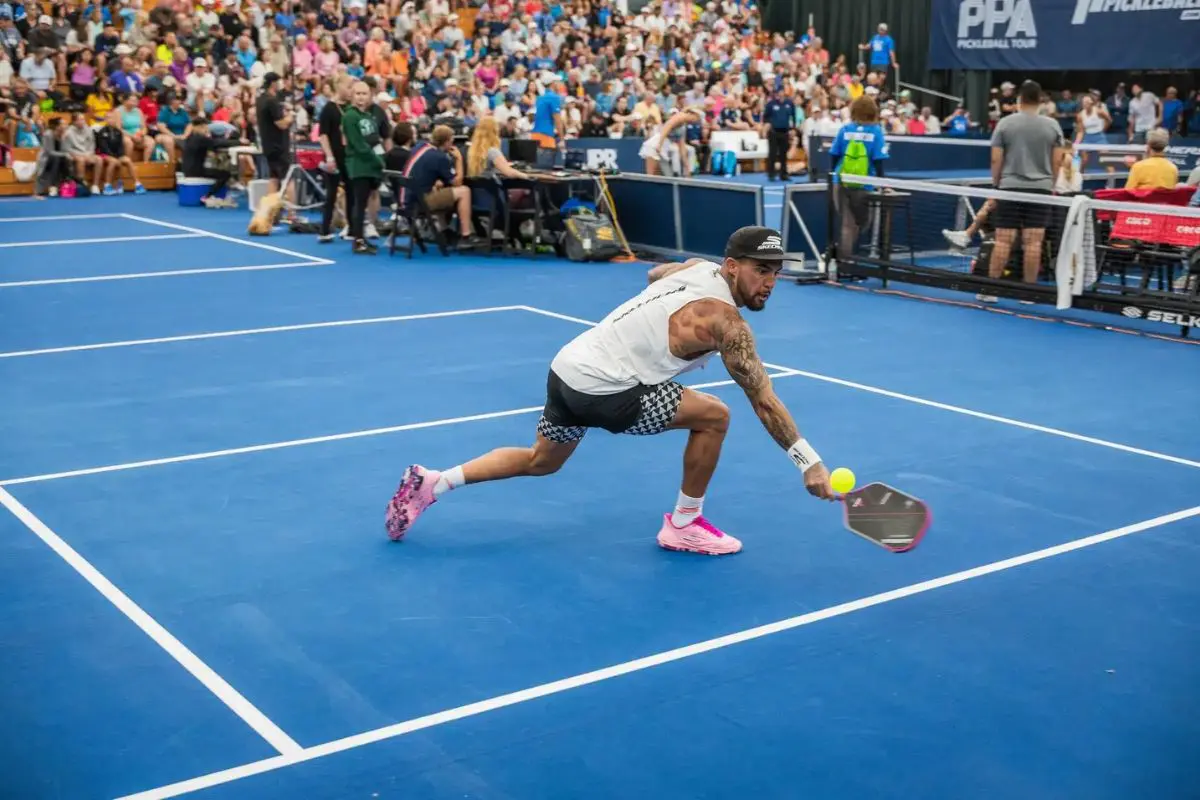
left=656, top=514, right=743, bottom=555
left=385, top=465, right=440, bottom=541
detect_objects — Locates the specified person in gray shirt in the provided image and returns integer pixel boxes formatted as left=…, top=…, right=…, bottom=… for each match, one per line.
left=986, top=79, right=1067, bottom=294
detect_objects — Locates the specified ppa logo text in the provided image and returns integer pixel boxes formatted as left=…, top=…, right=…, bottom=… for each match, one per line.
left=956, top=0, right=1038, bottom=50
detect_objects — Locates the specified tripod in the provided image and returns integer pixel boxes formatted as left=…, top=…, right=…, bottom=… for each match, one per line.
left=273, top=19, right=325, bottom=215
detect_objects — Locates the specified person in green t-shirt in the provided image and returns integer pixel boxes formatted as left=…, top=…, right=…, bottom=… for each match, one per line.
left=341, top=81, right=385, bottom=255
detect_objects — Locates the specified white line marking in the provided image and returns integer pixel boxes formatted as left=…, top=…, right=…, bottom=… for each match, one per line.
left=0, top=486, right=302, bottom=756
left=519, top=307, right=1200, bottom=471
left=0, top=213, right=124, bottom=223
left=0, top=306, right=524, bottom=358
left=0, top=374, right=784, bottom=486
left=768, top=368, right=1200, bottom=470
left=117, top=503, right=1200, bottom=800
left=0, top=233, right=202, bottom=249
left=0, top=261, right=328, bottom=289
left=120, top=213, right=333, bottom=265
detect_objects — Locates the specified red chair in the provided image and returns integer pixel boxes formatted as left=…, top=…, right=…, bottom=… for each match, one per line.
left=1091, top=186, right=1199, bottom=291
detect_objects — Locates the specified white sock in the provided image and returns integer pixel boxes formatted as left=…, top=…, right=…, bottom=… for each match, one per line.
left=433, top=466, right=465, bottom=498
left=670, top=491, right=704, bottom=527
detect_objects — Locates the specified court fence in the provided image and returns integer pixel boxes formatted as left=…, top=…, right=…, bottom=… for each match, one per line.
left=823, top=174, right=1200, bottom=340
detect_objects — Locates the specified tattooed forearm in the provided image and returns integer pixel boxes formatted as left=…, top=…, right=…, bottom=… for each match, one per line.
left=715, top=313, right=801, bottom=449
left=750, top=391, right=801, bottom=450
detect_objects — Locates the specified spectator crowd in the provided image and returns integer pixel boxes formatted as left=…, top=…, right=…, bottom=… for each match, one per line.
left=1, top=0, right=1195, bottom=202
left=0, top=0, right=960, bottom=198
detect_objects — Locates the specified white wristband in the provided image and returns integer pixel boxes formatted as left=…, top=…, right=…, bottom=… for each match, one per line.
left=787, top=439, right=821, bottom=471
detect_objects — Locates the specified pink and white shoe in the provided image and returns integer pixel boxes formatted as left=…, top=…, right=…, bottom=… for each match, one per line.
left=385, top=464, right=440, bottom=541
left=656, top=514, right=743, bottom=555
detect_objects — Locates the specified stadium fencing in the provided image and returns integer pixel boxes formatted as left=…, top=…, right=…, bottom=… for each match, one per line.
left=824, top=174, right=1200, bottom=338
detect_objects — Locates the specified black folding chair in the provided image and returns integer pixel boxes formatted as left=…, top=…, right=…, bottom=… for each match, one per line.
left=466, top=176, right=508, bottom=256
left=384, top=172, right=448, bottom=258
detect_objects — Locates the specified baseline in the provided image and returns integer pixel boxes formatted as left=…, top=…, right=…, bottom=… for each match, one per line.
left=0, top=213, right=124, bottom=223
left=0, top=306, right=525, bottom=358
left=0, top=261, right=328, bottom=289
left=0, top=233, right=202, bottom=249
left=117, top=503, right=1200, bottom=800
left=0, top=487, right=301, bottom=756
left=519, top=306, right=1200, bottom=471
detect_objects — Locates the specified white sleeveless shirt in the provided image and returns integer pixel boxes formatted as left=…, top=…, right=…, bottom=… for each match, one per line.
left=551, top=261, right=736, bottom=394
left=1081, top=108, right=1105, bottom=135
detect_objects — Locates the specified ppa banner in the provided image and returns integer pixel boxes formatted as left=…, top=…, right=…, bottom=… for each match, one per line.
left=928, top=0, right=1200, bottom=70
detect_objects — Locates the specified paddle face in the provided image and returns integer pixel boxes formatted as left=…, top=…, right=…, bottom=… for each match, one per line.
left=841, top=482, right=931, bottom=553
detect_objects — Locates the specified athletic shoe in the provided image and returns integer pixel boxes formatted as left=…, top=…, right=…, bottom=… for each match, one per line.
left=943, top=229, right=971, bottom=250
left=656, top=514, right=743, bottom=556
left=386, top=465, right=440, bottom=541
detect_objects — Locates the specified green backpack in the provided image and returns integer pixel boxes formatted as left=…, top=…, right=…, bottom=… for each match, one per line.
left=838, top=137, right=871, bottom=189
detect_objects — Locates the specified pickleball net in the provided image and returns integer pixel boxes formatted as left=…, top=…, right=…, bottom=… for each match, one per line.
left=824, top=174, right=1200, bottom=332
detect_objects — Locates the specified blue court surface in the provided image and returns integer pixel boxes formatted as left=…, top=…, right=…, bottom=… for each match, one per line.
left=2, top=195, right=1199, bottom=800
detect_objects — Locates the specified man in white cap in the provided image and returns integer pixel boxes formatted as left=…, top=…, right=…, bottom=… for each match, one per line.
left=859, top=22, right=897, bottom=83
left=530, top=73, right=566, bottom=148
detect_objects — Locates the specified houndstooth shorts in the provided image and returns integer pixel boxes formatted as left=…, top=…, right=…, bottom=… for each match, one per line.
left=537, top=369, right=685, bottom=443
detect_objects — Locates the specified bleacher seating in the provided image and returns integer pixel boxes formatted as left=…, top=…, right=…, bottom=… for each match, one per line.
left=0, top=148, right=176, bottom=196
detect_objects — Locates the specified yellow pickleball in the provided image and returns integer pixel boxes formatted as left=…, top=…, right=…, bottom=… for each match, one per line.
left=830, top=467, right=856, bottom=494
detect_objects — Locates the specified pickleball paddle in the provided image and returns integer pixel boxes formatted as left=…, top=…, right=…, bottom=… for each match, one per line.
left=840, top=482, right=931, bottom=553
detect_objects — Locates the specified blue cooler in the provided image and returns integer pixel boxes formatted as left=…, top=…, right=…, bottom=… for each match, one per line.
left=177, top=177, right=215, bottom=206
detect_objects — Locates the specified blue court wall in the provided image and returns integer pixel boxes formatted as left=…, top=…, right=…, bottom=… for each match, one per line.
left=809, top=135, right=1200, bottom=176
left=606, top=176, right=762, bottom=258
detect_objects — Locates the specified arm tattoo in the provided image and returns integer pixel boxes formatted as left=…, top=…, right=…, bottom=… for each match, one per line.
left=714, top=312, right=800, bottom=449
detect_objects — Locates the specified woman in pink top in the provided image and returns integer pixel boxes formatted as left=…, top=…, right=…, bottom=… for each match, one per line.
left=292, top=33, right=315, bottom=80
left=314, top=36, right=340, bottom=78
left=70, top=48, right=97, bottom=100
left=474, top=55, right=499, bottom=92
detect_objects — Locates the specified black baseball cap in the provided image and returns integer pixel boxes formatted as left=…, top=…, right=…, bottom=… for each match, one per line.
left=725, top=226, right=786, bottom=261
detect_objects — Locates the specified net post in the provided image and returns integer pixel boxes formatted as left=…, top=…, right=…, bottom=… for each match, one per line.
left=825, top=176, right=837, bottom=281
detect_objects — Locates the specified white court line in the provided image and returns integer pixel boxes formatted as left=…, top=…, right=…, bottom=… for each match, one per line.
left=0, top=374, right=787, bottom=486
left=0, top=306, right=524, bottom=358
left=519, top=306, right=1200, bottom=471
left=0, top=261, right=329, bottom=289
left=0, top=486, right=302, bottom=756
left=0, top=233, right=202, bottom=249
left=118, top=503, right=1200, bottom=800
left=121, top=213, right=333, bottom=266
left=0, top=213, right=123, bottom=223
left=768, top=367, right=1200, bottom=470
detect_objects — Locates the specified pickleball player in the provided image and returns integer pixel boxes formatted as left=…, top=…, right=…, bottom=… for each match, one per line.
left=385, top=226, right=836, bottom=556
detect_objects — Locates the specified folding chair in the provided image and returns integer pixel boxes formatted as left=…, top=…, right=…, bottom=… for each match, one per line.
left=466, top=176, right=508, bottom=256
left=384, top=172, right=448, bottom=258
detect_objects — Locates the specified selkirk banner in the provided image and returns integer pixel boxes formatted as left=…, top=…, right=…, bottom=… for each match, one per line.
left=928, top=0, right=1200, bottom=70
